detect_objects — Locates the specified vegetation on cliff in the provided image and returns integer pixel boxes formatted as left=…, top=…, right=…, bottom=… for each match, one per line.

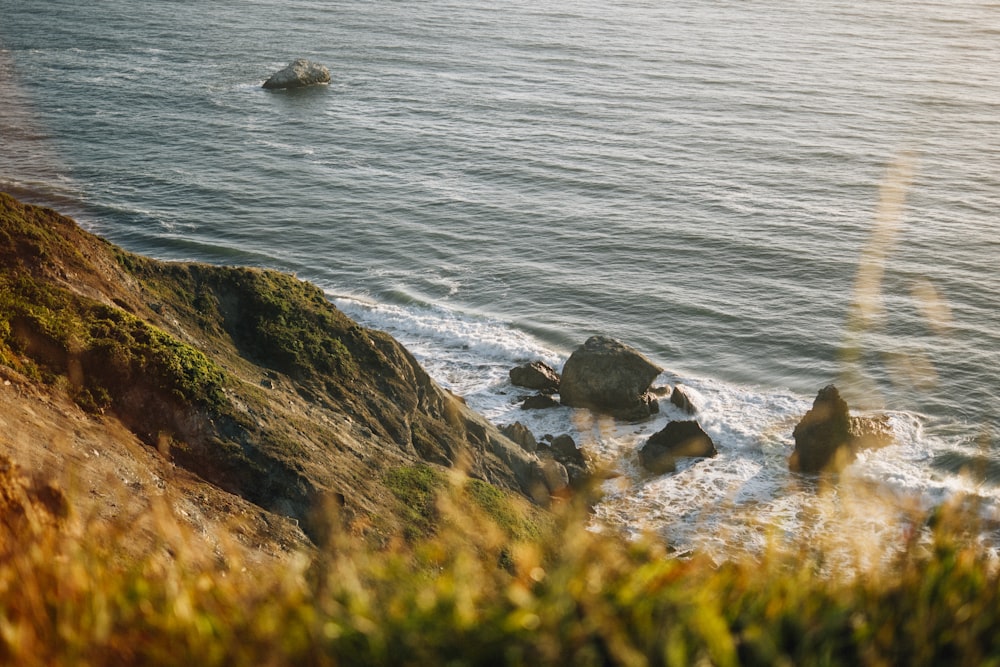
left=0, top=193, right=547, bottom=545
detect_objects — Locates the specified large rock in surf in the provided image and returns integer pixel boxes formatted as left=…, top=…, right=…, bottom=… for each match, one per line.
left=559, top=336, right=663, bottom=420
left=262, top=59, right=331, bottom=90
left=509, top=361, right=560, bottom=393
left=789, top=385, right=895, bottom=473
left=638, top=420, right=717, bottom=475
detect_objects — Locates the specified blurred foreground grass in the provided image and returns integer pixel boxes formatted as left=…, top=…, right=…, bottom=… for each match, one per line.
left=2, top=464, right=999, bottom=667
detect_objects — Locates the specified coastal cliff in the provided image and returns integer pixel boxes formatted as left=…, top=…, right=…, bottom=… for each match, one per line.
left=0, top=193, right=550, bottom=551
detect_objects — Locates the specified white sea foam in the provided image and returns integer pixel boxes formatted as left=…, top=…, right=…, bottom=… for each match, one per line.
left=330, top=294, right=1000, bottom=559
left=331, top=295, right=563, bottom=396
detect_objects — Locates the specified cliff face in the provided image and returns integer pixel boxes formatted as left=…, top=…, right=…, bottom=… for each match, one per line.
left=0, top=193, right=549, bottom=546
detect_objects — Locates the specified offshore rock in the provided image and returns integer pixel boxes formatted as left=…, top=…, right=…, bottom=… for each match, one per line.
left=559, top=336, right=663, bottom=420
left=790, top=385, right=852, bottom=473
left=509, top=361, right=560, bottom=393
left=639, top=420, right=717, bottom=475
left=789, top=385, right=895, bottom=473
left=670, top=385, right=697, bottom=415
left=262, top=59, right=331, bottom=90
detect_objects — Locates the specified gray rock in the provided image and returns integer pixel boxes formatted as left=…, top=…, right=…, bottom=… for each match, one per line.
left=559, top=336, right=663, bottom=420
left=500, top=421, right=538, bottom=453
left=263, top=59, right=331, bottom=90
left=540, top=458, right=570, bottom=494
left=550, top=434, right=585, bottom=467
left=639, top=420, right=716, bottom=475
left=510, top=361, right=561, bottom=393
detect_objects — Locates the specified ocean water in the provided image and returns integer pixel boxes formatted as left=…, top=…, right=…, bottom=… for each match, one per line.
left=2, top=0, right=999, bottom=556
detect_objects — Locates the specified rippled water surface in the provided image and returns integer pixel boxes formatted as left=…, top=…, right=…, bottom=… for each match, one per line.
left=2, top=0, right=999, bottom=552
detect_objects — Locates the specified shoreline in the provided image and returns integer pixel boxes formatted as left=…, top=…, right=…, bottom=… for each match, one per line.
left=3, top=189, right=997, bottom=563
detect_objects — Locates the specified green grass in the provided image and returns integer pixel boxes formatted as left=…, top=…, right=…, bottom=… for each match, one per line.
left=383, top=465, right=549, bottom=544
left=0, top=273, right=229, bottom=415
left=112, top=257, right=359, bottom=383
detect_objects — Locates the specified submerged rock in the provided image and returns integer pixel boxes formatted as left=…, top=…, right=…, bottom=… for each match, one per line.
left=262, top=59, right=331, bottom=90
left=522, top=394, right=560, bottom=410
left=559, top=336, right=663, bottom=421
left=850, top=414, right=895, bottom=451
left=638, top=420, right=717, bottom=475
left=789, top=385, right=895, bottom=473
left=509, top=361, right=560, bottom=393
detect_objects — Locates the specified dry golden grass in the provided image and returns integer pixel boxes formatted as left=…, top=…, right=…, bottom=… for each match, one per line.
left=3, top=458, right=999, bottom=667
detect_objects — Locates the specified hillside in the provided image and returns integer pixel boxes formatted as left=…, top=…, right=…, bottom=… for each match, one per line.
left=0, top=192, right=554, bottom=553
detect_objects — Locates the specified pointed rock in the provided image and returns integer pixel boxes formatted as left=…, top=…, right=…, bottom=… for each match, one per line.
left=789, top=385, right=895, bottom=473
left=501, top=422, right=538, bottom=453
left=670, top=385, right=697, bottom=415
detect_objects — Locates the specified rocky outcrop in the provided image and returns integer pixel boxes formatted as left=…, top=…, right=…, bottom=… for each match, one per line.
left=549, top=434, right=586, bottom=468
left=559, top=336, right=663, bottom=421
left=509, top=361, right=560, bottom=393
left=638, top=420, right=717, bottom=475
left=262, top=59, right=331, bottom=90
left=501, top=421, right=538, bottom=453
left=0, top=193, right=557, bottom=546
left=789, top=385, right=895, bottom=473
left=539, top=458, right=570, bottom=494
